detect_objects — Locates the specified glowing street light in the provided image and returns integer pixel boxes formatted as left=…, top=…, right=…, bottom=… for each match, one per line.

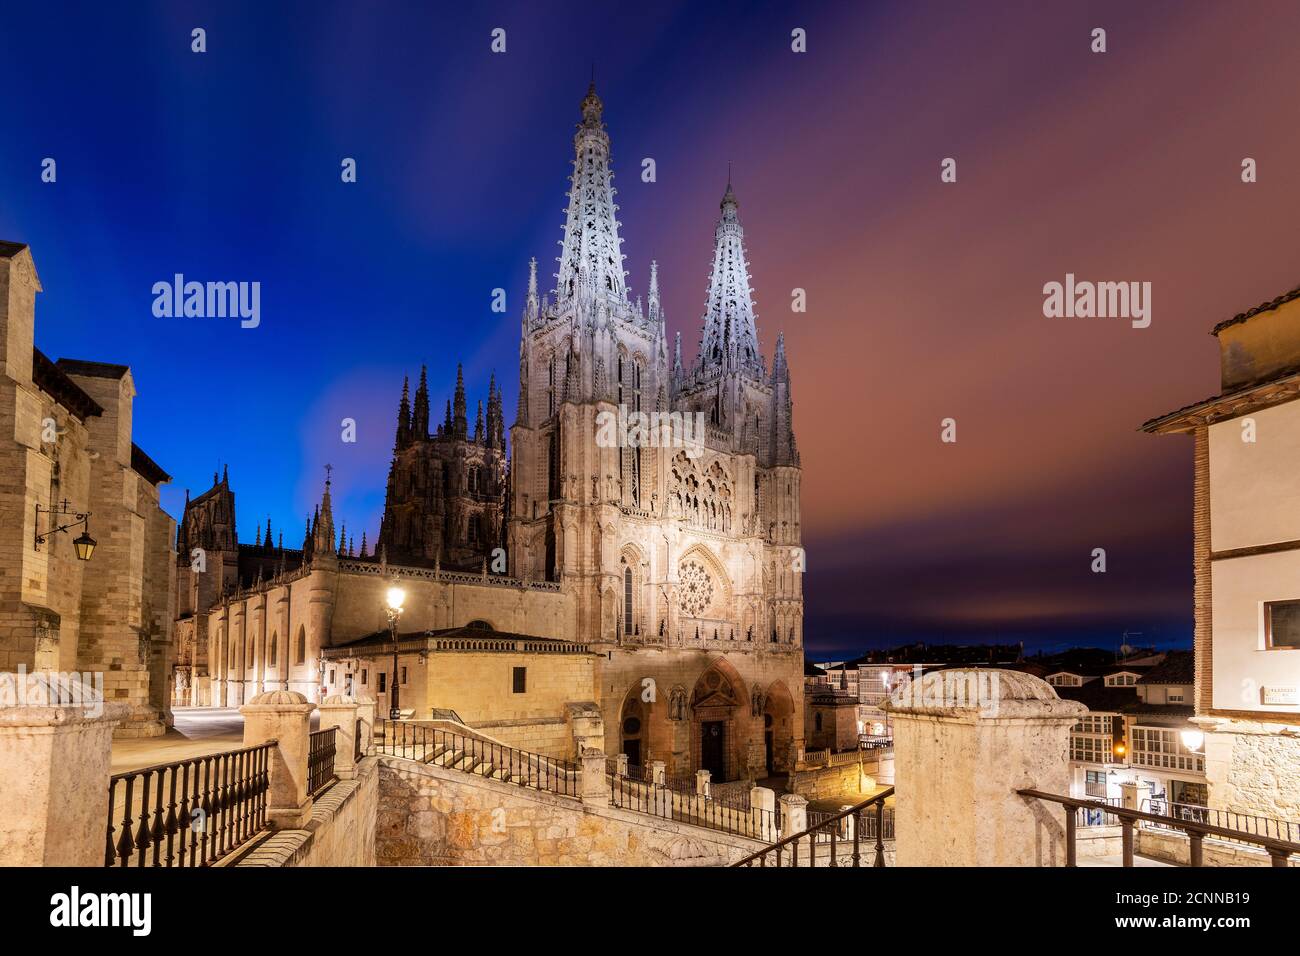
left=385, top=583, right=406, bottom=720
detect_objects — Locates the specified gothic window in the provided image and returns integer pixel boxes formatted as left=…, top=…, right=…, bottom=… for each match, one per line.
left=632, top=360, right=643, bottom=413
left=468, top=514, right=481, bottom=546
left=631, top=448, right=641, bottom=508
left=679, top=560, right=713, bottom=618
left=547, top=354, right=557, bottom=416
left=295, top=626, right=306, bottom=665
left=548, top=430, right=560, bottom=501
left=469, top=466, right=480, bottom=495
left=617, top=353, right=624, bottom=406
left=623, top=565, right=633, bottom=635
left=268, top=632, right=277, bottom=670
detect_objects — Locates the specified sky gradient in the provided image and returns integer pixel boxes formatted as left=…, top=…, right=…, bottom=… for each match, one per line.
left=4, top=1, right=1299, bottom=656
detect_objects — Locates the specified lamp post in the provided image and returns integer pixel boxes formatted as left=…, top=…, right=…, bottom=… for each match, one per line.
left=34, top=500, right=96, bottom=559
left=385, top=584, right=406, bottom=720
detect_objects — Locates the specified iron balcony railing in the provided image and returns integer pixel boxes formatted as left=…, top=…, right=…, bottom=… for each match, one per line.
left=807, top=804, right=895, bottom=841
left=732, top=788, right=895, bottom=867
left=308, top=727, right=338, bottom=797
left=375, top=719, right=578, bottom=797
left=105, top=741, right=273, bottom=867
left=609, top=774, right=775, bottom=840
left=1018, top=789, right=1300, bottom=866
left=858, top=735, right=893, bottom=751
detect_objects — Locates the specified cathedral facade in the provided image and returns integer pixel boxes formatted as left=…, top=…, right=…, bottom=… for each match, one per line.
left=178, top=85, right=806, bottom=781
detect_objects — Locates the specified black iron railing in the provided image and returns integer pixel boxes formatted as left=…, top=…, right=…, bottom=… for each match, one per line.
left=308, top=727, right=338, bottom=797
left=807, top=804, right=894, bottom=841
left=711, top=781, right=752, bottom=811
left=609, top=774, right=775, bottom=839
left=375, top=720, right=579, bottom=797
left=1019, top=789, right=1300, bottom=866
left=858, top=735, right=893, bottom=752
left=1144, top=798, right=1299, bottom=846
left=105, top=742, right=273, bottom=867
left=733, top=788, right=894, bottom=867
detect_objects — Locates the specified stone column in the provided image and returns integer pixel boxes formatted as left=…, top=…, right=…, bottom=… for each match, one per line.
left=318, top=694, right=359, bottom=781
left=695, top=769, right=711, bottom=797
left=581, top=748, right=609, bottom=806
left=0, top=674, right=127, bottom=865
left=354, top=695, right=376, bottom=757
left=750, top=786, right=776, bottom=841
left=1120, top=780, right=1152, bottom=812
left=885, top=668, right=1085, bottom=866
left=650, top=760, right=666, bottom=787
left=240, top=689, right=315, bottom=829
left=779, top=793, right=807, bottom=838
left=615, top=753, right=629, bottom=777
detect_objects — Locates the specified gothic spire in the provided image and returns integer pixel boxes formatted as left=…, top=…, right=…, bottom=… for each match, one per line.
left=313, top=470, right=336, bottom=557
left=412, top=366, right=430, bottom=440
left=394, top=375, right=411, bottom=450
left=648, top=259, right=661, bottom=323
left=768, top=332, right=799, bottom=467
left=697, top=177, right=764, bottom=380
left=359, top=531, right=368, bottom=558
left=555, top=83, right=627, bottom=307
left=525, top=256, right=539, bottom=328
left=453, top=363, right=467, bottom=439
left=265, top=516, right=274, bottom=554
left=338, top=521, right=347, bottom=556
left=475, top=399, right=484, bottom=443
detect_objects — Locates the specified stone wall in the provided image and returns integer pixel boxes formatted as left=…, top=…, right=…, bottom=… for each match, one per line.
left=1076, top=824, right=1298, bottom=867
left=235, top=757, right=378, bottom=867
left=376, top=756, right=763, bottom=866
left=788, top=755, right=889, bottom=801
left=1203, top=720, right=1300, bottom=821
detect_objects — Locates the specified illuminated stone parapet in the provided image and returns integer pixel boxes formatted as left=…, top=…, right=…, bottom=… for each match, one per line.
left=885, top=668, right=1085, bottom=867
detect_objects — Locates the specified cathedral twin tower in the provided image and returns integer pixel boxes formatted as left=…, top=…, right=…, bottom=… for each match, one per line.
left=378, top=84, right=800, bottom=651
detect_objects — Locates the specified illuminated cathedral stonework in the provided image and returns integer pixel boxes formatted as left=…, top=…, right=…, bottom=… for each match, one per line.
left=175, top=86, right=805, bottom=781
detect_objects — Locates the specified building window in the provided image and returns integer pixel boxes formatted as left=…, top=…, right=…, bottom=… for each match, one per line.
left=623, top=565, right=633, bottom=635
left=268, top=633, right=277, bottom=669
left=512, top=667, right=527, bottom=694
left=814, top=712, right=823, bottom=732
left=328, top=668, right=335, bottom=683
left=1265, top=600, right=1300, bottom=649
left=378, top=672, right=387, bottom=694
left=295, top=627, right=306, bottom=664
left=468, top=514, right=481, bottom=546
left=401, top=666, right=408, bottom=685
left=1168, top=691, right=1184, bottom=703
left=1048, top=674, right=1081, bottom=687
left=1105, top=673, right=1137, bottom=686
left=361, top=669, right=368, bottom=685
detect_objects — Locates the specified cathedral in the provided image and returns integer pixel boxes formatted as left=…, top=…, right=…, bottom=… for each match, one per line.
left=174, top=84, right=805, bottom=781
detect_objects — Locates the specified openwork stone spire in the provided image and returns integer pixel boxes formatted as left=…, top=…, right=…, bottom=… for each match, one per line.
left=555, top=83, right=627, bottom=307
left=697, top=177, right=764, bottom=380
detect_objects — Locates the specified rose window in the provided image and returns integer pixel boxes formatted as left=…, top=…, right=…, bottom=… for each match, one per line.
left=679, top=561, right=713, bottom=617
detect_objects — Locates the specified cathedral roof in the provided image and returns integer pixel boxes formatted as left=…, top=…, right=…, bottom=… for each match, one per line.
left=32, top=348, right=104, bottom=421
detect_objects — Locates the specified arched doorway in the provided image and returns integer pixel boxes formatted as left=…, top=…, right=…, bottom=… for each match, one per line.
left=690, top=660, right=746, bottom=782
left=620, top=694, right=647, bottom=769
left=763, top=680, right=795, bottom=775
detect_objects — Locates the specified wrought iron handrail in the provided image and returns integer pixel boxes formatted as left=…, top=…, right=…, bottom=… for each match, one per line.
left=105, top=741, right=274, bottom=867
left=308, top=727, right=339, bottom=797
left=732, top=788, right=895, bottom=867
left=1143, top=798, right=1299, bottom=846
left=610, top=774, right=774, bottom=840
left=375, top=719, right=579, bottom=797
left=1018, top=789, right=1300, bottom=866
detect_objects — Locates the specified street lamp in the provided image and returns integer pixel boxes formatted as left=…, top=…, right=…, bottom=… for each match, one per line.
left=385, top=584, right=406, bottom=720
left=1180, top=729, right=1205, bottom=754
left=35, top=501, right=95, bottom=559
